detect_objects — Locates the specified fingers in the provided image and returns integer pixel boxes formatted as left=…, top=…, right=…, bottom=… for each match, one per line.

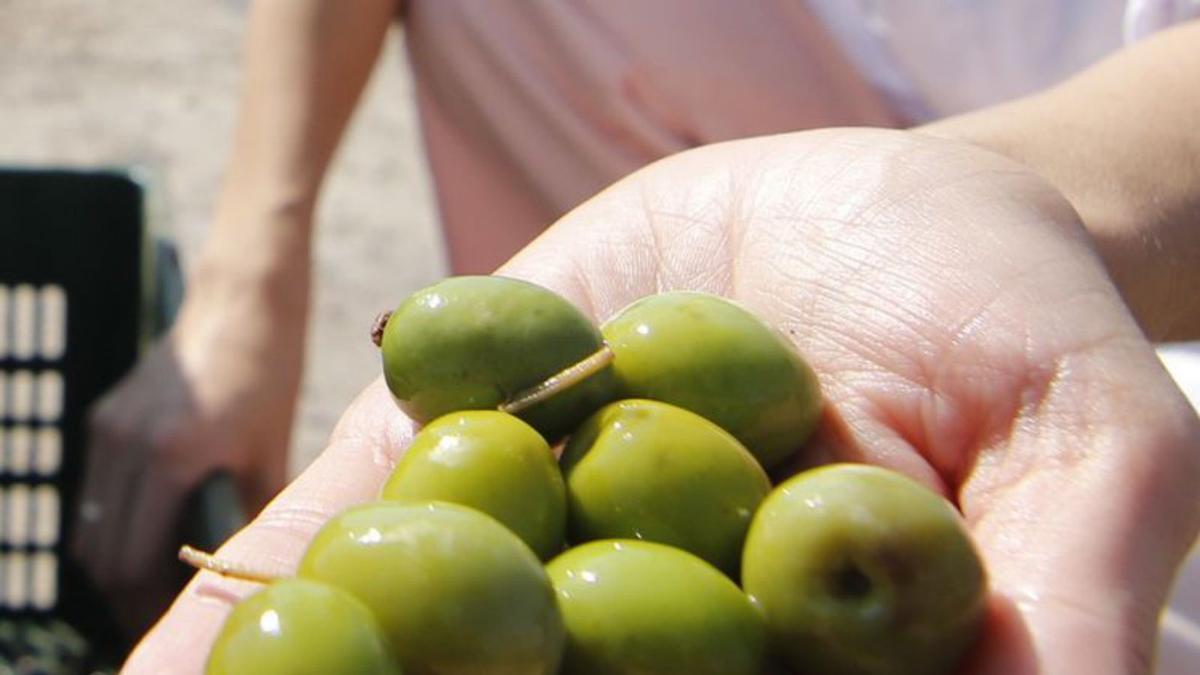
left=123, top=379, right=415, bottom=675
left=73, top=335, right=297, bottom=643
left=960, top=595, right=1039, bottom=675
left=75, top=396, right=201, bottom=640
left=962, top=336, right=1200, bottom=675
left=114, top=452, right=194, bottom=635
left=71, top=403, right=143, bottom=603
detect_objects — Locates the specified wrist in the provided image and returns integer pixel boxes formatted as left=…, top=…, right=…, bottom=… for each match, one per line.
left=921, top=112, right=1199, bottom=341
left=206, top=184, right=316, bottom=264
left=184, top=206, right=313, bottom=338
left=172, top=248, right=310, bottom=405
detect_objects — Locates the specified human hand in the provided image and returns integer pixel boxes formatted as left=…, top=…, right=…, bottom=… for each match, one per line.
left=126, top=128, right=1199, bottom=674
left=72, top=266, right=304, bottom=637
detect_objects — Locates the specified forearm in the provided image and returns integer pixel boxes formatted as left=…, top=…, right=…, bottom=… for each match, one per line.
left=200, top=0, right=399, bottom=300
left=923, top=20, right=1200, bottom=341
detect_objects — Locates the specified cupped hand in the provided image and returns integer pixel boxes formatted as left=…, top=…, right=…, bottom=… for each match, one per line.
left=73, top=267, right=303, bottom=636
left=125, top=128, right=1200, bottom=674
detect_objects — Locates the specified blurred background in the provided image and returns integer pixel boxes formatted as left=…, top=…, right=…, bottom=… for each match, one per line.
left=1, top=0, right=445, bottom=475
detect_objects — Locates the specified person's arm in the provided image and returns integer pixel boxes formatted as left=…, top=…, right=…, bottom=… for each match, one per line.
left=204, top=0, right=400, bottom=284
left=923, top=20, right=1200, bottom=342
left=72, top=0, right=400, bottom=636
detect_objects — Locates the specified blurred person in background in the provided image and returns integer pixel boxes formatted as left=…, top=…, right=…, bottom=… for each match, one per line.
left=72, top=0, right=1200, bottom=652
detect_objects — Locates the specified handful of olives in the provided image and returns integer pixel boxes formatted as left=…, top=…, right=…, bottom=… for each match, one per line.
left=193, top=276, right=986, bottom=675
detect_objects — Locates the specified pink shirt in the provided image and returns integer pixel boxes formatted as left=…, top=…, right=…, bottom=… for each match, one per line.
left=405, top=1, right=1197, bottom=274
left=404, top=0, right=897, bottom=274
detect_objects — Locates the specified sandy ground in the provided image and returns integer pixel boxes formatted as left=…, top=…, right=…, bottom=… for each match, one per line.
left=0, top=0, right=445, bottom=473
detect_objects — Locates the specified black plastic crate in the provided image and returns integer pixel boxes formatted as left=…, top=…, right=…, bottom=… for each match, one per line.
left=0, top=168, right=240, bottom=673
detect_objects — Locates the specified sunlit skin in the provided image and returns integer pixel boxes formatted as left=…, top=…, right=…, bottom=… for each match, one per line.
left=127, top=129, right=1200, bottom=675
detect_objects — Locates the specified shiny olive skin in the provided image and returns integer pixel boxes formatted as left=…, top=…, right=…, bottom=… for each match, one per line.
left=298, top=501, right=564, bottom=675
left=381, top=276, right=616, bottom=441
left=380, top=410, right=566, bottom=559
left=547, top=540, right=765, bottom=675
left=206, top=578, right=400, bottom=675
left=560, top=399, right=770, bottom=574
left=742, top=464, right=987, bottom=675
left=601, top=291, right=821, bottom=469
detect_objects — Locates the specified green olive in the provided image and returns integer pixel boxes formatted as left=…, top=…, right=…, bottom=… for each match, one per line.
left=547, top=540, right=765, bottom=675
left=298, top=501, right=564, bottom=675
left=560, top=399, right=770, bottom=574
left=741, top=464, right=987, bottom=675
left=601, top=291, right=821, bottom=468
left=381, top=276, right=615, bottom=441
left=206, top=578, right=400, bottom=675
left=380, top=410, right=566, bottom=559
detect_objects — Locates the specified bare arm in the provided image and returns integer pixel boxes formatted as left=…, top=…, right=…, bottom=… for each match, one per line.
left=925, top=20, right=1200, bottom=342
left=73, top=0, right=401, bottom=635
left=203, top=0, right=400, bottom=292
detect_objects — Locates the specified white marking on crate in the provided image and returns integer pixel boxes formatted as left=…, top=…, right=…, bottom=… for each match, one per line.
left=31, top=551, right=57, bottom=610
left=8, top=425, right=32, bottom=476
left=5, top=551, right=28, bottom=609
left=33, top=485, right=60, bottom=547
left=36, top=370, right=63, bottom=422
left=0, top=284, right=9, bottom=358
left=5, top=484, right=30, bottom=546
left=38, top=285, right=67, bottom=360
left=12, top=285, right=37, bottom=361
left=35, top=427, right=62, bottom=476
left=10, top=369, right=33, bottom=420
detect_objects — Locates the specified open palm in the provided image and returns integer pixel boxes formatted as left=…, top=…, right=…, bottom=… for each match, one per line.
left=127, top=129, right=1199, bottom=675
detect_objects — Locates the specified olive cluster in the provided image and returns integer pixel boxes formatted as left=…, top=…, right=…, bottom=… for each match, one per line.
left=203, top=276, right=986, bottom=675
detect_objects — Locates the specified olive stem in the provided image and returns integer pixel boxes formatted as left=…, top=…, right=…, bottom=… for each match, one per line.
left=500, top=344, right=614, bottom=415
left=179, top=545, right=279, bottom=584
left=370, top=311, right=392, bottom=348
